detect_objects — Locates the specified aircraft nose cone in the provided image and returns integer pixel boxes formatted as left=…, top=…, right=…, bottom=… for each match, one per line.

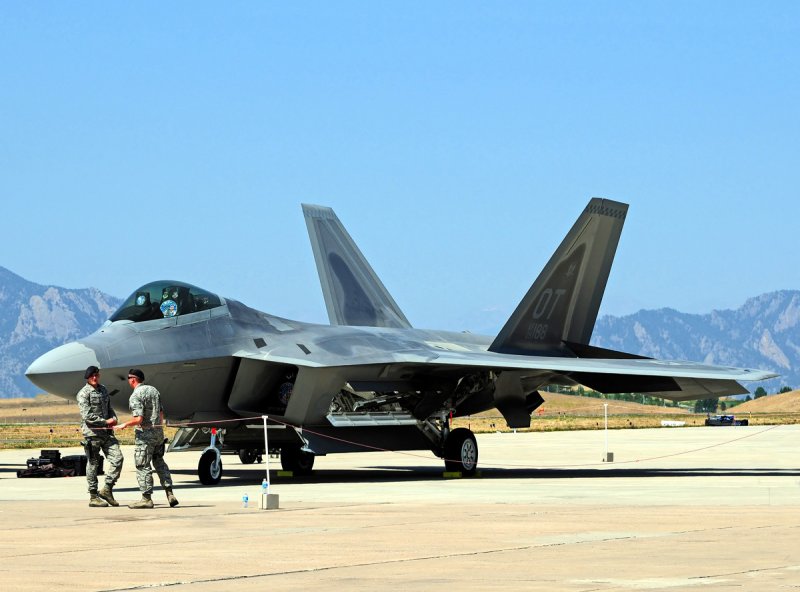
left=26, top=342, right=100, bottom=397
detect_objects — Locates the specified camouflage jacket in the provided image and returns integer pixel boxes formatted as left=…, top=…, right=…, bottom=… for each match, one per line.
left=129, top=384, right=164, bottom=438
left=77, top=383, right=118, bottom=438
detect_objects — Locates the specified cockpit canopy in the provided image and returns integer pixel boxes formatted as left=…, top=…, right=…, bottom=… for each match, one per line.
left=110, top=280, right=224, bottom=323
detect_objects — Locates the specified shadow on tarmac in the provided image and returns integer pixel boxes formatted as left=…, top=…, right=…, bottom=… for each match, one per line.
left=5, top=460, right=798, bottom=490
left=0, top=463, right=24, bottom=473
left=158, top=463, right=800, bottom=491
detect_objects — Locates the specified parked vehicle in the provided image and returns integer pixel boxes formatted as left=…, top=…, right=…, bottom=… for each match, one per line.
left=705, top=414, right=749, bottom=426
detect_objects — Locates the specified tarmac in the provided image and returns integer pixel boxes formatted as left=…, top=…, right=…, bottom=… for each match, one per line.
left=1, top=425, right=799, bottom=591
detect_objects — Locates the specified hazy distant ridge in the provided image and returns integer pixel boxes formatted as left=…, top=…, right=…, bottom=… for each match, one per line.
left=0, top=266, right=121, bottom=397
left=592, top=290, right=800, bottom=393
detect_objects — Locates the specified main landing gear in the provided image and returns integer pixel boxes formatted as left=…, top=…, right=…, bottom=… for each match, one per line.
left=421, top=415, right=479, bottom=476
left=443, top=427, right=478, bottom=476
left=280, top=444, right=315, bottom=475
left=238, top=449, right=261, bottom=464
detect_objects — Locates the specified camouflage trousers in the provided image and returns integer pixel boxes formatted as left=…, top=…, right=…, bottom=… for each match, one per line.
left=85, top=436, right=124, bottom=494
left=134, top=430, right=173, bottom=495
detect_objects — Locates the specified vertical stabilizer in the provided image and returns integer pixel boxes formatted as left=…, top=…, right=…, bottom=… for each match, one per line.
left=302, top=204, right=412, bottom=328
left=489, top=198, right=627, bottom=355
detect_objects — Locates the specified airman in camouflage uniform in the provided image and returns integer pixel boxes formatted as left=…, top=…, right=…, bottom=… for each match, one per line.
left=77, top=365, right=124, bottom=507
left=115, top=368, right=178, bottom=509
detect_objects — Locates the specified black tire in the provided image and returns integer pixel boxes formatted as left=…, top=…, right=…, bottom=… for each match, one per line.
left=198, top=450, right=222, bottom=485
left=444, top=427, right=478, bottom=476
left=238, top=449, right=258, bottom=464
left=739, top=419, right=749, bottom=426
left=280, top=445, right=315, bottom=475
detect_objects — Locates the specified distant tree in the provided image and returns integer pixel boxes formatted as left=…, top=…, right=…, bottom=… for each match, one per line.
left=694, top=398, right=719, bottom=413
left=720, top=401, right=727, bottom=411
left=778, top=386, right=793, bottom=394
left=745, top=395, right=753, bottom=402
left=754, top=387, right=767, bottom=399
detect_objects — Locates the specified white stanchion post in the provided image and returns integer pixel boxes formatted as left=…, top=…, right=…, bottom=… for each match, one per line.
left=260, top=415, right=279, bottom=509
left=262, top=415, right=270, bottom=486
left=603, top=403, right=613, bottom=462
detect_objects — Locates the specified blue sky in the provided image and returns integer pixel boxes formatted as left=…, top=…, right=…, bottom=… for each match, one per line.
left=1, top=2, right=798, bottom=335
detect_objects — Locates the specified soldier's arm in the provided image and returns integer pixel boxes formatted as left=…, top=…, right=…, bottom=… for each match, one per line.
left=77, top=390, right=106, bottom=427
left=115, top=416, right=143, bottom=430
left=107, top=400, right=119, bottom=426
left=114, top=392, right=143, bottom=430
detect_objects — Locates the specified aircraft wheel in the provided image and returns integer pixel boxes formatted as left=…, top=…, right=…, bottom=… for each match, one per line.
left=198, top=450, right=222, bottom=485
left=444, top=428, right=478, bottom=476
left=280, top=445, right=315, bottom=475
left=238, top=449, right=258, bottom=464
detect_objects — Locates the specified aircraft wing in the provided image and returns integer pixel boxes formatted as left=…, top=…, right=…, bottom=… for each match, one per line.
left=233, top=344, right=776, bottom=403
left=235, top=344, right=774, bottom=381
left=409, top=349, right=775, bottom=382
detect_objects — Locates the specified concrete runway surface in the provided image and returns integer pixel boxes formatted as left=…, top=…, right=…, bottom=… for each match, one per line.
left=1, top=425, right=799, bottom=591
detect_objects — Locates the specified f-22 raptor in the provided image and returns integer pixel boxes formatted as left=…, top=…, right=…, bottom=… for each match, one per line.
left=26, top=199, right=775, bottom=483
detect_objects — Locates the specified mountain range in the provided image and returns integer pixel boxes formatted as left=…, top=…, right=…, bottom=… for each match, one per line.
left=591, top=290, right=800, bottom=394
left=0, top=266, right=120, bottom=397
left=0, top=265, right=796, bottom=397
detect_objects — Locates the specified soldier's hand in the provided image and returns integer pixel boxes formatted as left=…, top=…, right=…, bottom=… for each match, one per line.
left=106, top=418, right=118, bottom=427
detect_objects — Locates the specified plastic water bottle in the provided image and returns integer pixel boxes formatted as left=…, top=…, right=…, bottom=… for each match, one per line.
left=242, top=493, right=249, bottom=508
left=261, top=478, right=268, bottom=495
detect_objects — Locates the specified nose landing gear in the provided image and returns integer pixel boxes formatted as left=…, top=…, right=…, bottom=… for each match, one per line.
left=198, top=427, right=223, bottom=485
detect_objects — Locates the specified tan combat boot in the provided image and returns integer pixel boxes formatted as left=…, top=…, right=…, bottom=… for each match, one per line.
left=165, top=488, right=179, bottom=508
left=128, top=494, right=154, bottom=509
left=97, top=485, right=119, bottom=507
left=89, top=493, right=109, bottom=508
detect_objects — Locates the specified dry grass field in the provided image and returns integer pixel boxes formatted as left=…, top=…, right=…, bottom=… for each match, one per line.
left=731, top=388, right=800, bottom=412
left=453, top=390, right=800, bottom=432
left=0, top=394, right=173, bottom=449
left=1, top=390, right=799, bottom=449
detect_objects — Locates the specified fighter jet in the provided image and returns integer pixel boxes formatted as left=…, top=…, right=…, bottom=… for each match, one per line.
left=26, top=198, right=776, bottom=483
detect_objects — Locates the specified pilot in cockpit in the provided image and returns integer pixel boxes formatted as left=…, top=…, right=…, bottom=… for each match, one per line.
left=110, top=281, right=223, bottom=324
left=159, top=286, right=193, bottom=318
